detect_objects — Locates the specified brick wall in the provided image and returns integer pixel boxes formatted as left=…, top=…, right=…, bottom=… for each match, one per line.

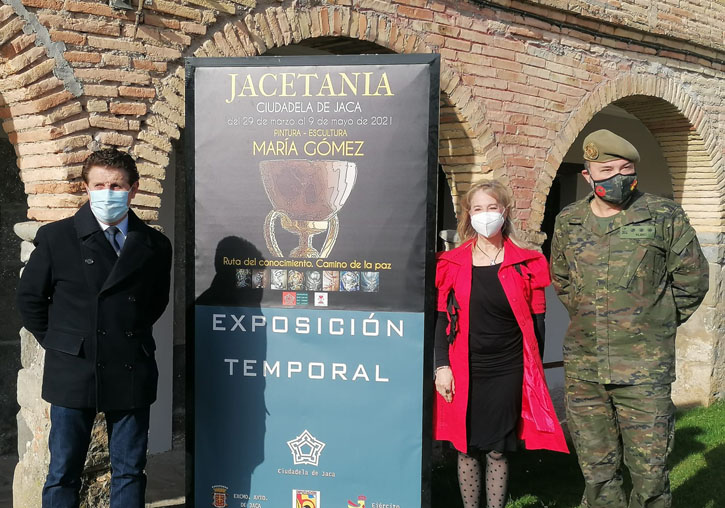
left=0, top=0, right=723, bottom=239
left=510, top=0, right=725, bottom=54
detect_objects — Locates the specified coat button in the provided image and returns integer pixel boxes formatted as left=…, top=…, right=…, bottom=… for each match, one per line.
left=85, top=258, right=94, bottom=264
left=97, top=329, right=106, bottom=335
left=96, top=362, right=103, bottom=368
left=128, top=296, right=136, bottom=302
left=124, top=363, right=134, bottom=371
left=125, top=331, right=134, bottom=337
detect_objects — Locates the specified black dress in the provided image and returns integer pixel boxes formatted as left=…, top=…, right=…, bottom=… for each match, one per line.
left=435, top=263, right=523, bottom=452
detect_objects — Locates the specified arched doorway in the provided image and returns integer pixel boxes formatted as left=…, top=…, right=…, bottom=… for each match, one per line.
left=542, top=104, right=674, bottom=256
left=541, top=92, right=721, bottom=407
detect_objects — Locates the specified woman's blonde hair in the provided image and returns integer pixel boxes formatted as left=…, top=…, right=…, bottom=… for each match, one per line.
left=456, top=179, right=521, bottom=246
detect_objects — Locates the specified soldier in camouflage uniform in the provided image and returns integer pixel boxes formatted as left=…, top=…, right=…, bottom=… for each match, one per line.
left=550, top=129, right=709, bottom=508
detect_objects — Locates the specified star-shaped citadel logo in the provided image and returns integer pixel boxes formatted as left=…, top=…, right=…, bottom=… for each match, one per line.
left=287, top=429, right=326, bottom=466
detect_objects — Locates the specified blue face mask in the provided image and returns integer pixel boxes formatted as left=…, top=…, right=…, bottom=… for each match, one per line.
left=89, top=189, right=130, bottom=224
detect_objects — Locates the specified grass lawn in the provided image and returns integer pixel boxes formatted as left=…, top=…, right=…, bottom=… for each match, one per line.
left=431, top=400, right=725, bottom=507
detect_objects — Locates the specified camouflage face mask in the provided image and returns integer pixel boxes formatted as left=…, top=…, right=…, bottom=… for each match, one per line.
left=590, top=172, right=638, bottom=204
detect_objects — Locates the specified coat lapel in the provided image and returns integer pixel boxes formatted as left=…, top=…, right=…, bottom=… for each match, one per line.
left=442, top=240, right=473, bottom=321
left=75, top=203, right=117, bottom=294
left=101, top=211, right=155, bottom=293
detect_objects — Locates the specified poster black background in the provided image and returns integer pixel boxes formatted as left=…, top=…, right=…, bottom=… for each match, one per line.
left=192, top=56, right=439, bottom=313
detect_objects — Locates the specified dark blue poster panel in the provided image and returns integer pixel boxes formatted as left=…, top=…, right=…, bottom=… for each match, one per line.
left=190, top=55, right=438, bottom=508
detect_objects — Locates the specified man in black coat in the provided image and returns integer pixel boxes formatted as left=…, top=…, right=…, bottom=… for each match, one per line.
left=17, top=148, right=172, bottom=508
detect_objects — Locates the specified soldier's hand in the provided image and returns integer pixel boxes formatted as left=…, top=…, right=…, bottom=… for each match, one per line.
left=435, top=366, right=455, bottom=403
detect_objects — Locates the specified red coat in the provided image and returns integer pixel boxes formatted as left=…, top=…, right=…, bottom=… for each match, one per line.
left=433, top=238, right=568, bottom=454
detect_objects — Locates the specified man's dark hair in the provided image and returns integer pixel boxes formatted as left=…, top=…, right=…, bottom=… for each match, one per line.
left=82, top=148, right=140, bottom=185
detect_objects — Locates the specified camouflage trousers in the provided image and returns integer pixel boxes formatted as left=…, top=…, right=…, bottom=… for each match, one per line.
left=565, top=378, right=675, bottom=508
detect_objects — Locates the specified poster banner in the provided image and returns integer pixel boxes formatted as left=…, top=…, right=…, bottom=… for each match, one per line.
left=188, top=55, right=439, bottom=508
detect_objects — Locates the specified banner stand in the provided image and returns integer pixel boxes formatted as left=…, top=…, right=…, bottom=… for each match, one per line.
left=186, top=54, right=440, bottom=508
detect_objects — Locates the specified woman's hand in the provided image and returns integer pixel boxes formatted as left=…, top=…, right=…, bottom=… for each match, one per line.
left=435, top=366, right=455, bottom=403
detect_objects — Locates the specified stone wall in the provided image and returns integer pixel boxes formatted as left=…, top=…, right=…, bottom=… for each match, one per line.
left=1, top=0, right=723, bottom=505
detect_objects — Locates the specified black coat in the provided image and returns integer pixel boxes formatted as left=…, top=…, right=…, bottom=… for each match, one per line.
left=17, top=203, right=172, bottom=411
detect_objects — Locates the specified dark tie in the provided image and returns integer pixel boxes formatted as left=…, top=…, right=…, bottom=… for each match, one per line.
left=105, top=226, right=121, bottom=255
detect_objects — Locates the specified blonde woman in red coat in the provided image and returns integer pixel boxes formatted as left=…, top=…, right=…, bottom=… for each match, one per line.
left=434, top=180, right=568, bottom=508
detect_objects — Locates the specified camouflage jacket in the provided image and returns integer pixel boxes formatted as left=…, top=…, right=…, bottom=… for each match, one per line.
left=550, top=191, right=709, bottom=385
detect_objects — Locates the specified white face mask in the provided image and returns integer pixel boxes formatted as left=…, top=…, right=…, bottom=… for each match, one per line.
left=89, top=189, right=130, bottom=224
left=470, top=211, right=505, bottom=238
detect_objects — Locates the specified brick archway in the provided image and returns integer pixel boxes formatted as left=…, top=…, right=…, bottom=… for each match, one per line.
left=538, top=74, right=724, bottom=234
left=175, top=6, right=505, bottom=209
left=1, top=3, right=505, bottom=224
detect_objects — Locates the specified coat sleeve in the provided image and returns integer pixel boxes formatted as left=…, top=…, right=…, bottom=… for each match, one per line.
left=549, top=215, right=571, bottom=310
left=148, top=234, right=173, bottom=325
left=16, top=226, right=53, bottom=344
left=665, top=208, right=709, bottom=325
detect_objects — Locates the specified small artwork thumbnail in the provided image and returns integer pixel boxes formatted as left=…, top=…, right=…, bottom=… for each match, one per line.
left=340, top=271, right=360, bottom=292
left=288, top=270, right=305, bottom=290
left=271, top=269, right=287, bottom=290
left=361, top=272, right=379, bottom=292
left=322, top=271, right=340, bottom=291
left=305, top=270, right=322, bottom=291
left=235, top=268, right=251, bottom=288
left=252, top=269, right=268, bottom=289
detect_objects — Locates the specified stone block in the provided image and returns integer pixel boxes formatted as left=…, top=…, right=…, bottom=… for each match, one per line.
left=132, top=193, right=161, bottom=208
left=145, top=45, right=182, bottom=61
left=180, top=21, right=207, bottom=35
left=133, top=59, right=168, bottom=73
left=84, top=85, right=119, bottom=98
left=150, top=101, right=184, bottom=128
left=139, top=177, right=163, bottom=194
left=20, top=328, right=42, bottom=370
left=133, top=208, right=159, bottom=222
left=134, top=143, right=170, bottom=167
left=2, top=77, right=64, bottom=105
left=137, top=130, right=172, bottom=152
left=17, top=411, right=32, bottom=460
left=137, top=161, right=166, bottom=180
left=20, top=164, right=83, bottom=183
left=146, top=116, right=180, bottom=140
left=96, top=131, right=134, bottom=147
left=20, top=241, right=35, bottom=263
left=17, top=150, right=90, bottom=170
left=0, top=90, right=75, bottom=118
left=14, top=221, right=42, bottom=242
left=14, top=449, right=46, bottom=508
left=109, top=102, right=148, bottom=116
left=17, top=366, right=43, bottom=410
left=28, top=194, right=86, bottom=208
left=89, top=115, right=129, bottom=131
left=700, top=264, right=723, bottom=308
left=27, top=208, right=77, bottom=222
left=16, top=134, right=92, bottom=157
left=673, top=358, right=711, bottom=406
left=162, top=74, right=184, bottom=98
left=101, top=54, right=130, bottom=67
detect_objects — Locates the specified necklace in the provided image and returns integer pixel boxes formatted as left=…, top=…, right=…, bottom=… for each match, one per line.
left=476, top=242, right=503, bottom=265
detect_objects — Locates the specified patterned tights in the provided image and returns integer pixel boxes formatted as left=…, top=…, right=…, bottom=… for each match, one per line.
left=457, top=450, right=509, bottom=508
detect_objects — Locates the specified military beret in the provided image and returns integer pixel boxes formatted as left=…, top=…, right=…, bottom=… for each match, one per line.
left=582, top=129, right=640, bottom=163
